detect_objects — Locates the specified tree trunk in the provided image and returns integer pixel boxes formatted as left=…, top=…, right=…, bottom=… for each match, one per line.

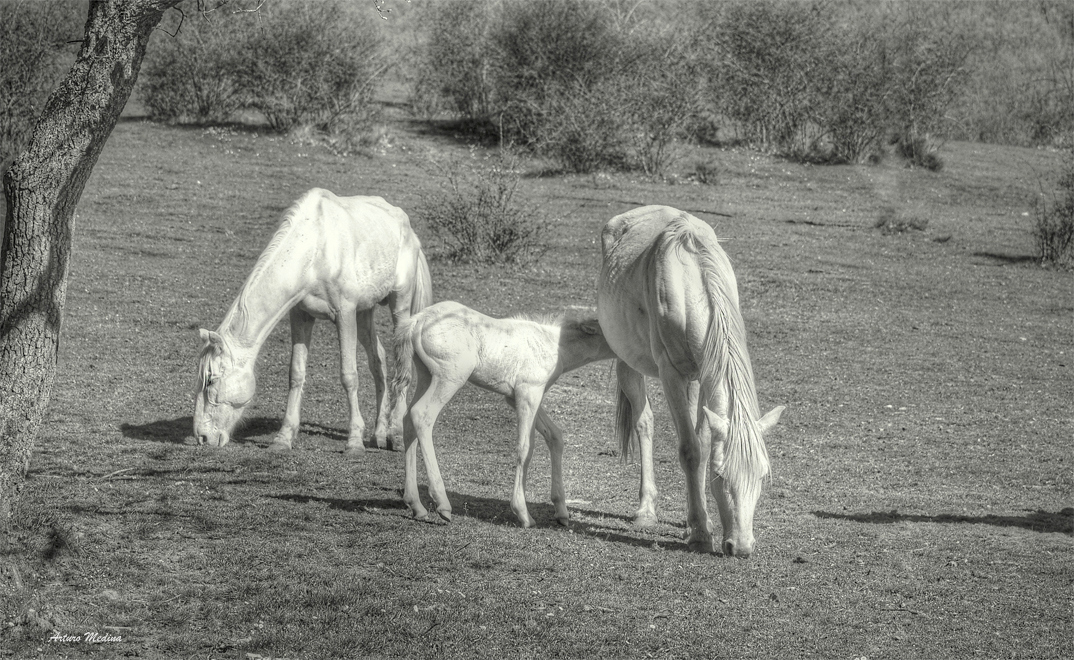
left=0, top=0, right=178, bottom=527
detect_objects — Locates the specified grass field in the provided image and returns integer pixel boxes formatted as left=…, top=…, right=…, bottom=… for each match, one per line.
left=1, top=101, right=1071, bottom=659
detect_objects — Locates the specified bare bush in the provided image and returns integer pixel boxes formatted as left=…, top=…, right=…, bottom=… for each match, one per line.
left=140, top=11, right=245, bottom=124
left=1033, top=144, right=1074, bottom=267
left=410, top=0, right=496, bottom=121
left=0, top=0, right=81, bottom=161
left=708, top=0, right=833, bottom=155
left=419, top=147, right=545, bottom=265
left=140, top=0, right=388, bottom=137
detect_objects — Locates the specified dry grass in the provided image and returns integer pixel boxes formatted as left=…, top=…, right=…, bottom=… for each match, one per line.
left=0, top=110, right=1070, bottom=659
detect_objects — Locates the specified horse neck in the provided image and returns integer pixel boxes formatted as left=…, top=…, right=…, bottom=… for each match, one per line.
left=217, top=248, right=309, bottom=365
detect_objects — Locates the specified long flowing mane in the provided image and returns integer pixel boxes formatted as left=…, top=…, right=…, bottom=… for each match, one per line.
left=663, top=221, right=769, bottom=495
left=218, top=197, right=308, bottom=335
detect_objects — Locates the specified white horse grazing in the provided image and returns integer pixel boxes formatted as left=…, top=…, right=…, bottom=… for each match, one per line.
left=194, top=188, right=433, bottom=452
left=391, top=301, right=617, bottom=527
left=597, top=206, right=784, bottom=557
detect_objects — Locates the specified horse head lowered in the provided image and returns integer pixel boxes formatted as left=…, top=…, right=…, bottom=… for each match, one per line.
left=194, top=329, right=255, bottom=447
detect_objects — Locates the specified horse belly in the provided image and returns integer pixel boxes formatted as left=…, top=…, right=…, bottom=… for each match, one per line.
left=598, top=282, right=661, bottom=378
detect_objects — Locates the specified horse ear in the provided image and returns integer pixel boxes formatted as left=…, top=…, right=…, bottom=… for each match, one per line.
left=757, top=405, right=785, bottom=433
left=199, top=329, right=226, bottom=355
left=701, top=406, right=730, bottom=439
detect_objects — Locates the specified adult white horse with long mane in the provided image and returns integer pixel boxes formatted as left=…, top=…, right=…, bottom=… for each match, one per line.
left=597, top=205, right=784, bottom=557
left=194, top=188, right=433, bottom=452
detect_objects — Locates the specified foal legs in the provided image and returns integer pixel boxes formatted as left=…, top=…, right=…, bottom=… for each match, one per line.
left=508, top=387, right=544, bottom=528
left=617, top=361, right=658, bottom=526
left=272, top=308, right=315, bottom=451
left=402, top=367, right=461, bottom=522
left=534, top=407, right=569, bottom=526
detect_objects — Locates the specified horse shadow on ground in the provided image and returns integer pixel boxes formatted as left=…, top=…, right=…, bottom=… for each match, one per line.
left=972, top=251, right=1039, bottom=266
left=266, top=489, right=689, bottom=552
left=813, top=509, right=1073, bottom=535
left=119, top=416, right=346, bottom=445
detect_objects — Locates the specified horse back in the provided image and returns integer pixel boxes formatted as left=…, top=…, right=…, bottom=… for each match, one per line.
left=599, top=206, right=726, bottom=380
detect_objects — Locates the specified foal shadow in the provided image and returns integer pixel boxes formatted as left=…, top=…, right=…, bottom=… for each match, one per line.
left=268, top=488, right=690, bottom=552
left=813, top=509, right=1073, bottom=535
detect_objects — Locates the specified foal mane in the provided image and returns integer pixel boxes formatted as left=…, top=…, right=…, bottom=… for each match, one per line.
left=663, top=219, right=769, bottom=493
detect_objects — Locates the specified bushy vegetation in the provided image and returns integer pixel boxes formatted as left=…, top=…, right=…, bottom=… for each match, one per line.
left=140, top=0, right=388, bottom=138
left=1032, top=144, right=1074, bottom=267
left=411, top=0, right=703, bottom=176
left=418, top=146, right=545, bottom=265
left=411, top=0, right=1071, bottom=170
left=0, top=0, right=82, bottom=164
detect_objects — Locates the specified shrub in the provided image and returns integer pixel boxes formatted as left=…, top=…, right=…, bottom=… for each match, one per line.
left=1032, top=144, right=1074, bottom=267
left=707, top=0, right=834, bottom=155
left=0, top=0, right=82, bottom=162
left=883, top=4, right=971, bottom=162
left=410, top=0, right=496, bottom=121
left=493, top=0, right=624, bottom=148
left=139, top=11, right=245, bottom=124
left=419, top=146, right=545, bottom=265
left=810, top=35, right=892, bottom=164
left=140, top=0, right=387, bottom=136
left=235, top=0, right=387, bottom=133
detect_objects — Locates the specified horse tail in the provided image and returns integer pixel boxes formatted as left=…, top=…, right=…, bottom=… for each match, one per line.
left=615, top=374, right=638, bottom=463
left=389, top=315, right=419, bottom=415
left=410, top=248, right=434, bottom=317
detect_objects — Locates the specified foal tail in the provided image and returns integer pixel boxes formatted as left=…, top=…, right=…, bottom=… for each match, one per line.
left=410, top=248, right=434, bottom=317
left=389, top=316, right=419, bottom=416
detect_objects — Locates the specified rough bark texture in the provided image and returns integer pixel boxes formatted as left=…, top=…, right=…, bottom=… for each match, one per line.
left=0, top=0, right=178, bottom=526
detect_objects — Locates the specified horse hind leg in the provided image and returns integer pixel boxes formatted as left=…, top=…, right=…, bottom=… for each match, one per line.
left=355, top=308, right=391, bottom=450
left=272, top=308, right=315, bottom=451
left=617, top=361, right=658, bottom=527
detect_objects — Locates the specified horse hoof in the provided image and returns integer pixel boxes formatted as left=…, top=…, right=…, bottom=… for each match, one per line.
left=267, top=441, right=292, bottom=452
left=556, top=516, right=570, bottom=527
left=633, top=512, right=658, bottom=528
left=686, top=537, right=715, bottom=554
left=437, top=509, right=452, bottom=523
left=344, top=444, right=365, bottom=456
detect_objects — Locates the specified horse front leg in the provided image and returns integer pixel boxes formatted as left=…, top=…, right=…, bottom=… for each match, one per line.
left=660, top=370, right=712, bottom=553
left=617, top=361, right=658, bottom=526
left=356, top=308, right=391, bottom=450
left=534, top=406, right=569, bottom=526
left=337, top=307, right=367, bottom=455
left=271, top=309, right=315, bottom=451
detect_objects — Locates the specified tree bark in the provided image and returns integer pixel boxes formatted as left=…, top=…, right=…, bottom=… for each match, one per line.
left=0, top=0, right=179, bottom=527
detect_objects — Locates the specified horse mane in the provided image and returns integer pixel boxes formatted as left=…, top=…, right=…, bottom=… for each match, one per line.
left=219, top=195, right=309, bottom=335
left=663, top=219, right=769, bottom=494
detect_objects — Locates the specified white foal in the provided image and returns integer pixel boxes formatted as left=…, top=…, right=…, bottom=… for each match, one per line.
left=391, top=301, right=616, bottom=527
